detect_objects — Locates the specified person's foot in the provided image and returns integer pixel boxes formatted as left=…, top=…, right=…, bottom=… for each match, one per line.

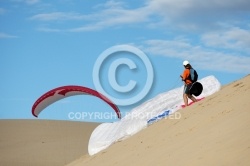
left=181, top=104, right=188, bottom=108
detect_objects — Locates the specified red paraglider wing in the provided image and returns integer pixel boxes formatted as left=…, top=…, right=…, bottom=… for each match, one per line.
left=32, top=85, right=121, bottom=119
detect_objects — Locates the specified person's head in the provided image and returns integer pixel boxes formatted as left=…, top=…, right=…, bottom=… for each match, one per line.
left=183, top=60, right=191, bottom=69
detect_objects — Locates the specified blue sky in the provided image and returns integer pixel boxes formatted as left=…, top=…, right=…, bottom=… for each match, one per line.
left=1, top=0, right=250, bottom=122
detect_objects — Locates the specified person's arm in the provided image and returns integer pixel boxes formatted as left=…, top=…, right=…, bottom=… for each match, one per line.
left=180, top=75, right=185, bottom=81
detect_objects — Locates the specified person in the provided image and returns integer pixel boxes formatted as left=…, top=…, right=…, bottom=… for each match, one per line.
left=180, top=60, right=197, bottom=107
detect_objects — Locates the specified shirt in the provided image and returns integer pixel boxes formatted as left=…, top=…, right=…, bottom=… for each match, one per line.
left=182, top=69, right=192, bottom=85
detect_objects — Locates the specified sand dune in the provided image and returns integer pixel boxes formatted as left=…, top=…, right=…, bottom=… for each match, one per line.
left=0, top=120, right=99, bottom=166
left=67, top=74, right=250, bottom=166
left=1, top=75, right=249, bottom=166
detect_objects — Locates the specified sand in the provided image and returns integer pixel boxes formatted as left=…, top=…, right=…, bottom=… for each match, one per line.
left=1, top=75, right=250, bottom=166
left=0, top=120, right=99, bottom=166
left=67, top=74, right=250, bottom=166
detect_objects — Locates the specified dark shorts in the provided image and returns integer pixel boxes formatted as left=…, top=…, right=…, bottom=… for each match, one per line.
left=184, top=83, right=192, bottom=94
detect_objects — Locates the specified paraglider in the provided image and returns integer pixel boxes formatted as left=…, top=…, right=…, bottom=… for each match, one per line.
left=32, top=85, right=121, bottom=119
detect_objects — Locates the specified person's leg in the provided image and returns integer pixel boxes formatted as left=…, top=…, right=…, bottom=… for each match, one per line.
left=183, top=84, right=197, bottom=107
left=188, top=94, right=197, bottom=102
left=183, top=93, right=188, bottom=106
left=186, top=83, right=197, bottom=103
left=183, top=85, right=189, bottom=106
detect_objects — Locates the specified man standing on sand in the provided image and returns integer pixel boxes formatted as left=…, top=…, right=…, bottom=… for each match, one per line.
left=180, top=60, right=197, bottom=107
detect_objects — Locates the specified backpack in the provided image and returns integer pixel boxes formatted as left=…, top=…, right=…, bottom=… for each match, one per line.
left=188, top=69, right=202, bottom=96
left=189, top=82, right=203, bottom=96
left=189, top=68, right=198, bottom=83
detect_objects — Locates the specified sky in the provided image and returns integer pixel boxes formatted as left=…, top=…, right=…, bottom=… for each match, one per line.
left=1, top=0, right=250, bottom=123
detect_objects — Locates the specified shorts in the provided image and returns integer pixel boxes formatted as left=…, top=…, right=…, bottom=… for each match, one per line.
left=183, top=83, right=192, bottom=94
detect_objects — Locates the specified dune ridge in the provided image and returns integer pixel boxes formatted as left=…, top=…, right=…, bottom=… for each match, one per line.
left=67, top=74, right=250, bottom=166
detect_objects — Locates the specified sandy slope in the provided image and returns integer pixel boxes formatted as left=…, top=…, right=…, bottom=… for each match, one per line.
left=67, top=74, right=250, bottom=166
left=0, top=120, right=99, bottom=166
